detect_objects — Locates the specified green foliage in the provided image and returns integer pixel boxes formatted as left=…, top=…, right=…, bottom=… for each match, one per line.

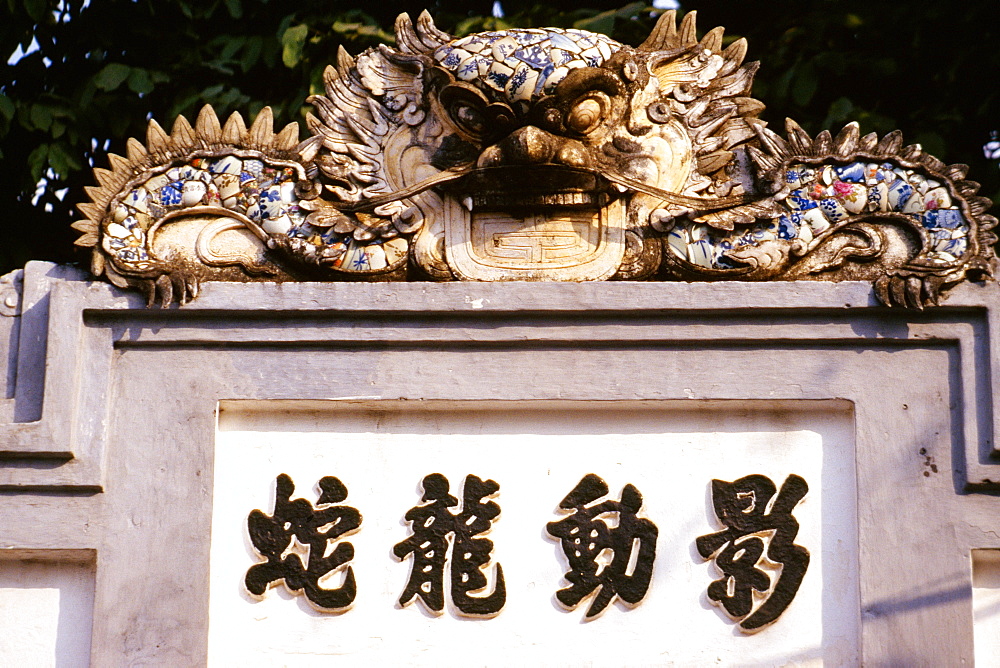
left=0, top=0, right=996, bottom=273
left=691, top=0, right=1000, bottom=207
left=93, top=63, right=130, bottom=91
left=281, top=25, right=309, bottom=68
left=573, top=2, right=647, bottom=36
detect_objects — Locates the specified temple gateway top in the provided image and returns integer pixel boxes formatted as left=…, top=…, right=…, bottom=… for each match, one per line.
left=73, top=10, right=996, bottom=307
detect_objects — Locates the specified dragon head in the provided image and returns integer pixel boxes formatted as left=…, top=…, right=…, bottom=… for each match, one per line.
left=300, top=11, right=768, bottom=280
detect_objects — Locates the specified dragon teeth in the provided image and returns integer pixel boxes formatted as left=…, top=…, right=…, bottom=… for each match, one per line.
left=470, top=192, right=596, bottom=208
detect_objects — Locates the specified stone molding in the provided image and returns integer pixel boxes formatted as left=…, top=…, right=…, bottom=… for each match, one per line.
left=0, top=265, right=999, bottom=661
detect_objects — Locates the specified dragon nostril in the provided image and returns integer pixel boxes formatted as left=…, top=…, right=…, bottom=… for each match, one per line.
left=477, top=145, right=504, bottom=168
left=555, top=142, right=588, bottom=168
left=501, top=125, right=555, bottom=165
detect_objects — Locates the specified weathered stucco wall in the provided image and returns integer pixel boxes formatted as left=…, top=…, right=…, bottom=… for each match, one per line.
left=1, top=261, right=1000, bottom=665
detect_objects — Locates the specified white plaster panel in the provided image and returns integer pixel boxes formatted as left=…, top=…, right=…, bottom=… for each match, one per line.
left=0, top=556, right=95, bottom=667
left=209, top=402, right=858, bottom=666
left=973, top=549, right=1000, bottom=666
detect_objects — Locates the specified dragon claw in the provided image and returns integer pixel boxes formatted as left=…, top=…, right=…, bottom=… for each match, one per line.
left=874, top=274, right=947, bottom=309
left=137, top=271, right=200, bottom=307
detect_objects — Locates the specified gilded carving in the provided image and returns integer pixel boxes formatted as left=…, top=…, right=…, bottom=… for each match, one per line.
left=74, top=11, right=996, bottom=306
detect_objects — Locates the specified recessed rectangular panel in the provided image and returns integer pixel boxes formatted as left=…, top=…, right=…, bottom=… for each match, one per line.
left=0, top=552, right=96, bottom=666
left=472, top=210, right=601, bottom=266
left=209, top=401, right=858, bottom=666
left=973, top=549, right=1000, bottom=665
left=444, top=197, right=624, bottom=280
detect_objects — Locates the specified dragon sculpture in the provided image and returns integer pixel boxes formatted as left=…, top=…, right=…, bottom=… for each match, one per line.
left=74, top=11, right=996, bottom=307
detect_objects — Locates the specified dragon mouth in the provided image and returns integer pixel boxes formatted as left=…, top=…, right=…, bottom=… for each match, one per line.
left=441, top=165, right=626, bottom=280
left=451, top=166, right=613, bottom=210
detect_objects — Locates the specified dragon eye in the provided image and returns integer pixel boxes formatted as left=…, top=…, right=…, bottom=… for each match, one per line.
left=647, top=101, right=671, bottom=124
left=566, top=95, right=607, bottom=135
left=452, top=104, right=485, bottom=135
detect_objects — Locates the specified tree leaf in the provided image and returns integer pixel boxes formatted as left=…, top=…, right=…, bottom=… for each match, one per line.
left=773, top=65, right=795, bottom=102
left=0, top=95, right=14, bottom=122
left=27, top=144, right=48, bottom=182
left=281, top=24, right=308, bottom=68
left=127, top=69, right=154, bottom=95
left=573, top=2, right=644, bottom=36
left=47, top=142, right=81, bottom=178
left=915, top=131, right=947, bottom=159
left=823, top=96, right=854, bottom=128
left=455, top=16, right=500, bottom=36
left=792, top=62, right=818, bottom=107
left=573, top=12, right=613, bottom=35
left=23, top=0, right=45, bottom=22
left=219, top=36, right=246, bottom=61
left=94, top=63, right=132, bottom=92
left=30, top=104, right=52, bottom=131
left=240, top=36, right=263, bottom=72
left=201, top=83, right=226, bottom=98
left=223, top=0, right=243, bottom=20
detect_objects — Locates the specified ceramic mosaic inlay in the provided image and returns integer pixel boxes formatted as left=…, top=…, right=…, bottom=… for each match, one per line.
left=433, top=28, right=621, bottom=106
left=74, top=10, right=996, bottom=307
left=107, top=156, right=304, bottom=269
left=668, top=161, right=970, bottom=270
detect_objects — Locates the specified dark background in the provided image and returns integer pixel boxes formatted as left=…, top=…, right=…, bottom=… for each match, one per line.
left=2, top=0, right=997, bottom=274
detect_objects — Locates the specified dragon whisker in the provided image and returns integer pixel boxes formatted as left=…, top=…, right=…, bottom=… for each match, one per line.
left=330, top=166, right=475, bottom=213
left=601, top=171, right=753, bottom=213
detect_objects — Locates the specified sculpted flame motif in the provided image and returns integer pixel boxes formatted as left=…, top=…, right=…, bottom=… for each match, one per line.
left=74, top=11, right=996, bottom=307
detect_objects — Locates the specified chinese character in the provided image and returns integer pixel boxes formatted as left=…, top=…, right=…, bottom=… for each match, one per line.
left=696, top=473, right=810, bottom=632
left=546, top=473, right=658, bottom=618
left=245, top=473, right=362, bottom=611
left=394, top=473, right=506, bottom=616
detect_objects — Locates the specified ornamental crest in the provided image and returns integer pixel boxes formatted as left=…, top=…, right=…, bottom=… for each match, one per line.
left=74, top=11, right=996, bottom=307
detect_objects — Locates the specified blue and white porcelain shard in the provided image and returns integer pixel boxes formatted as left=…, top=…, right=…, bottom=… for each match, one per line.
left=434, top=28, right=621, bottom=104
left=668, top=159, right=971, bottom=269
left=112, top=156, right=306, bottom=265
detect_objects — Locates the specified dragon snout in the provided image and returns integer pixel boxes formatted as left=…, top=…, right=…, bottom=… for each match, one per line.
left=477, top=125, right=589, bottom=169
